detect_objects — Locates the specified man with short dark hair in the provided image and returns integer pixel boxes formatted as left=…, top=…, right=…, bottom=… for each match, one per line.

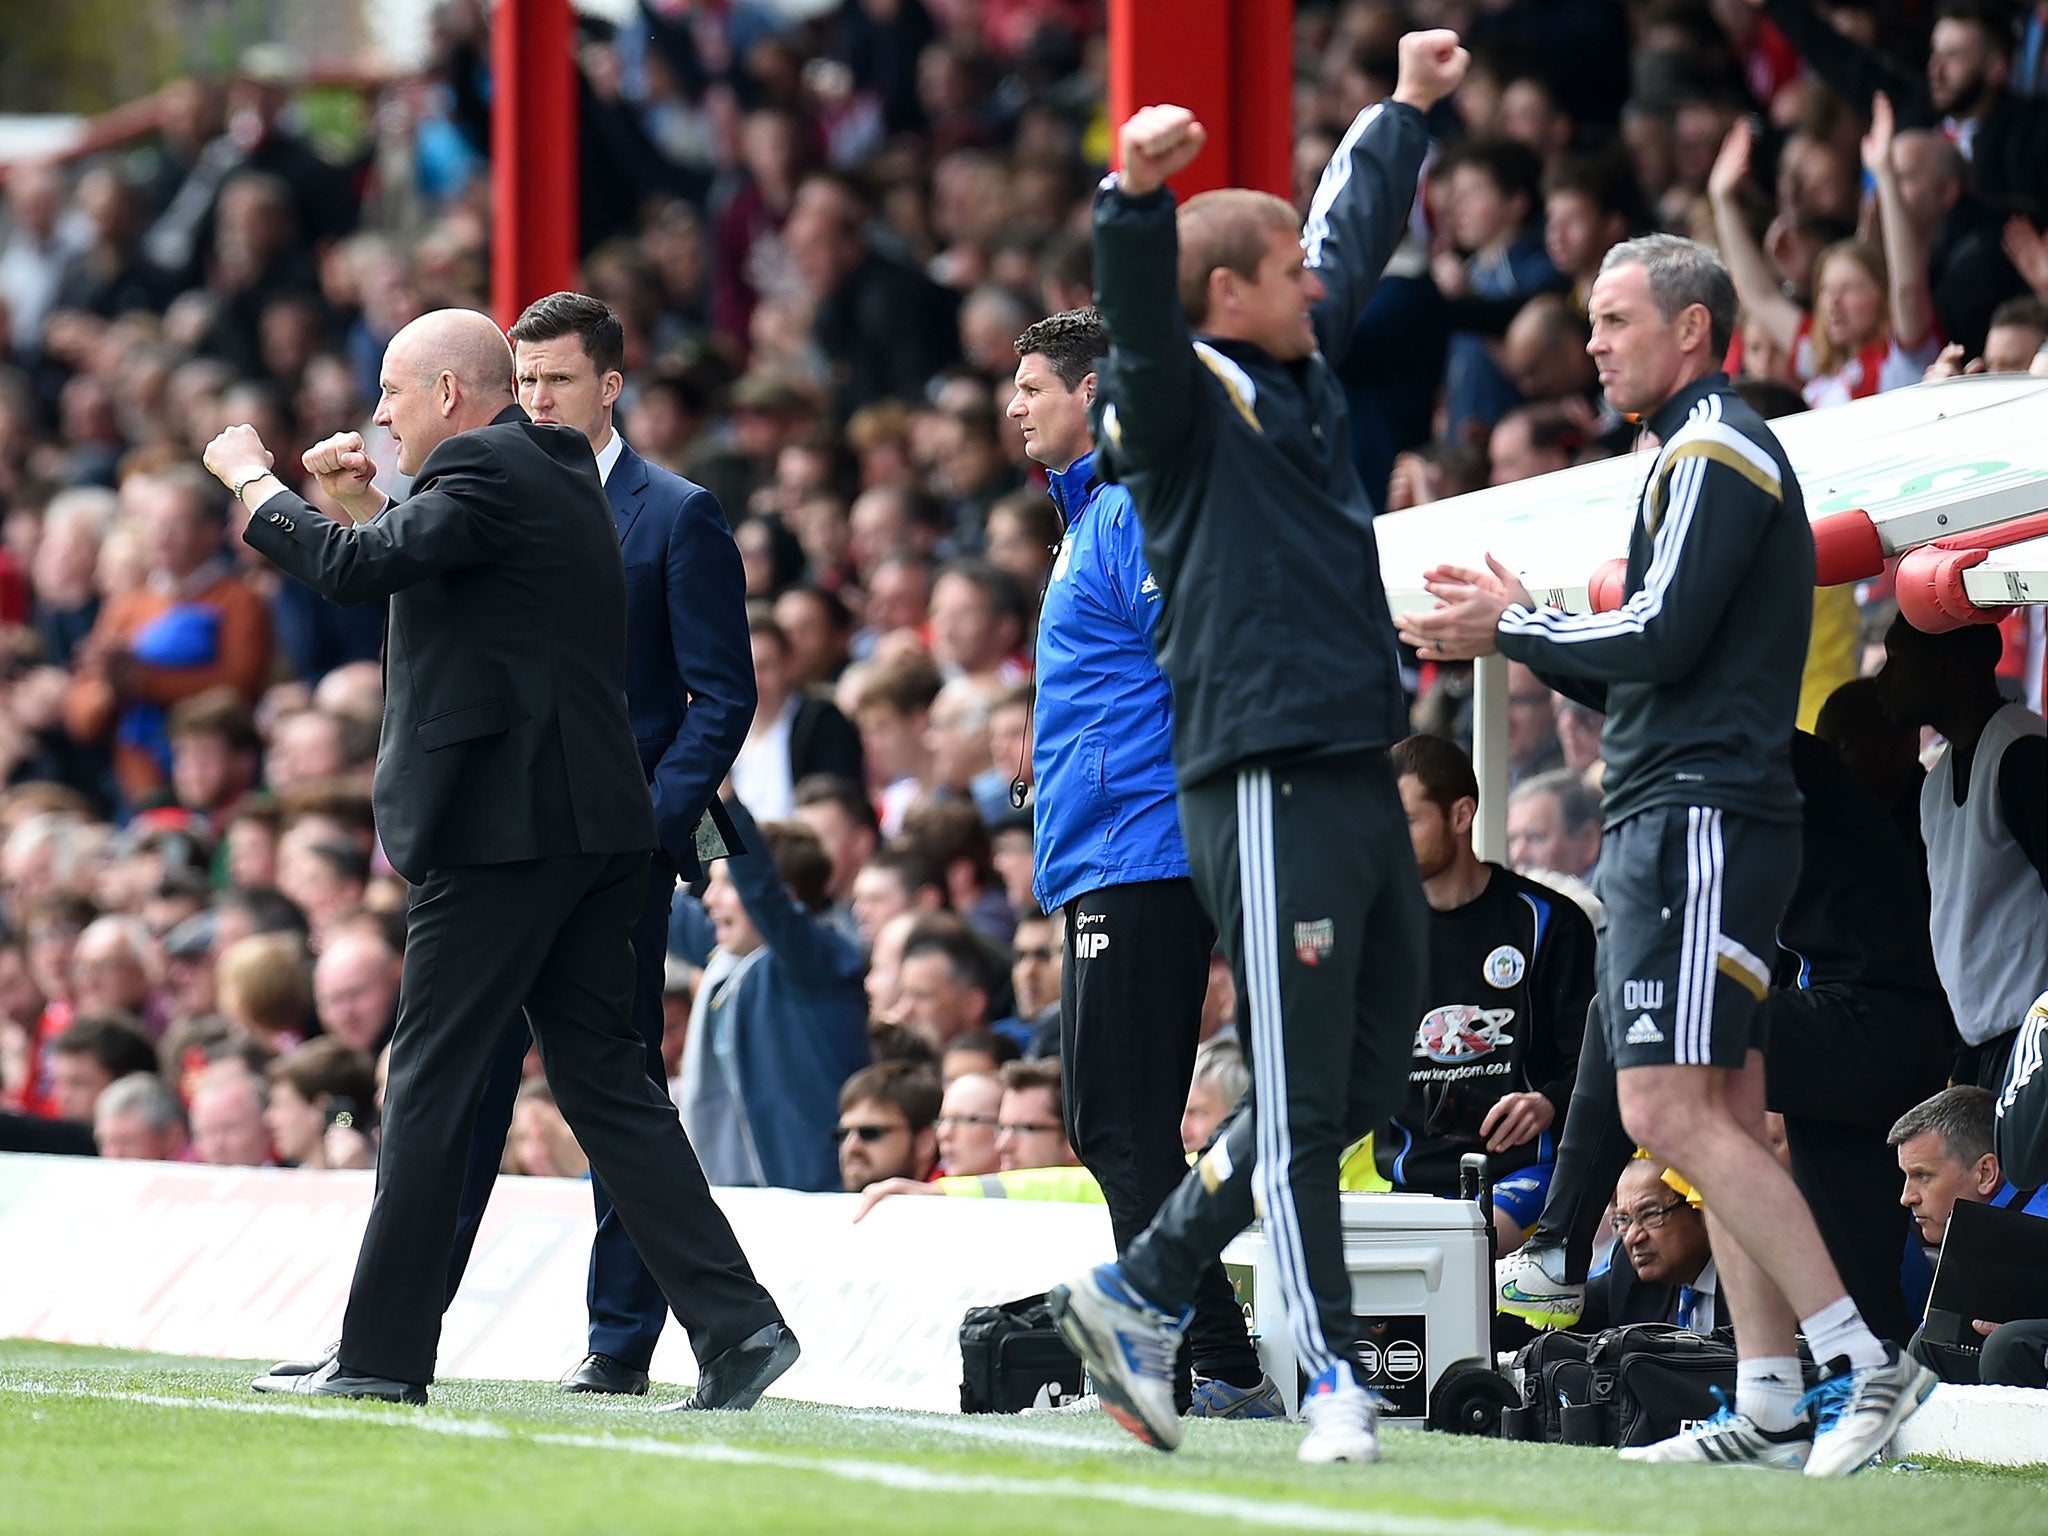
left=929, top=559, right=1030, bottom=686
left=1386, top=734, right=1592, bottom=1251
left=48, top=1015, right=159, bottom=1124
left=168, top=688, right=262, bottom=834
left=772, top=585, right=854, bottom=690
left=995, top=1056, right=1080, bottom=1172
left=1407, top=234, right=1933, bottom=1474
left=897, top=924, right=997, bottom=1049
left=835, top=1060, right=942, bottom=1192
left=1011, top=304, right=1264, bottom=1422
left=850, top=656, right=944, bottom=833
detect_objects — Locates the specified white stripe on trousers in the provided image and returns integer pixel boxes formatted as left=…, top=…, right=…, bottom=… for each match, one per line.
left=1237, top=767, right=1337, bottom=1380
left=1675, top=808, right=1725, bottom=1065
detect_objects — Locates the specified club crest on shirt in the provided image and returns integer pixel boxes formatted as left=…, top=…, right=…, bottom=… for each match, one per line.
left=1414, top=1004, right=1517, bottom=1063
left=1294, top=918, right=1335, bottom=966
left=1483, top=945, right=1526, bottom=989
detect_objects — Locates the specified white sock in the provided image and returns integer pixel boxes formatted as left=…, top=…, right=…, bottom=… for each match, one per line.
left=1799, top=1295, right=1887, bottom=1374
left=1736, top=1357, right=1806, bottom=1432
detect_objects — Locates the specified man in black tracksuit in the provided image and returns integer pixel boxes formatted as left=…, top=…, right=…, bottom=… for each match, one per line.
left=1046, top=32, right=1471, bottom=1465
left=1404, top=234, right=1935, bottom=1476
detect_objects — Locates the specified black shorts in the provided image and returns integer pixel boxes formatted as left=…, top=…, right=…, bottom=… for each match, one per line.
left=1597, top=805, right=1799, bottom=1071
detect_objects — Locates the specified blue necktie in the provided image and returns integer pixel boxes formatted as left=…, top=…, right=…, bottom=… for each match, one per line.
left=1677, top=1285, right=1702, bottom=1332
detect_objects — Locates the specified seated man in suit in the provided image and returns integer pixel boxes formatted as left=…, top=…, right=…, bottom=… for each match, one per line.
left=1581, top=1158, right=1723, bottom=1336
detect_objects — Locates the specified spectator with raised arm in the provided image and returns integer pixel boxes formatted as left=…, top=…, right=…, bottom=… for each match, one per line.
left=1710, top=113, right=1941, bottom=410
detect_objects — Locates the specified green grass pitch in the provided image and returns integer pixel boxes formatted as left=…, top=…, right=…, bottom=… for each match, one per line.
left=4, top=1341, right=2046, bottom=1536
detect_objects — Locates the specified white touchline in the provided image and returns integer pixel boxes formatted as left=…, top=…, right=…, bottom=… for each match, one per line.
left=836, top=1407, right=1110, bottom=1453
left=0, top=1381, right=1617, bottom=1536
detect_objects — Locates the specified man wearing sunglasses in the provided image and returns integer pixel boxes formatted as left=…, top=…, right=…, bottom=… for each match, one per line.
left=835, top=1060, right=941, bottom=1194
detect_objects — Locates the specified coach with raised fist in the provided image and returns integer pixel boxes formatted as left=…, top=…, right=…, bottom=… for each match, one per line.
left=1046, top=30, right=1468, bottom=1466
left=204, top=307, right=793, bottom=1409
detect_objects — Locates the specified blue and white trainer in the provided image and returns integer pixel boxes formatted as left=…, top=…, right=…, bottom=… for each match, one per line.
left=1801, top=1347, right=1937, bottom=1477
left=1189, top=1373, right=1288, bottom=1421
left=1046, top=1264, right=1189, bottom=1451
left=1619, top=1396, right=1811, bottom=1469
left=1298, top=1363, right=1381, bottom=1464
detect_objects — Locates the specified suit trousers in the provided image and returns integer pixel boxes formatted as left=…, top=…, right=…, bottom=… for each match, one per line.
left=1120, top=751, right=1425, bottom=1387
left=446, top=850, right=683, bottom=1370
left=1058, top=877, right=1260, bottom=1397
left=338, top=850, right=779, bottom=1385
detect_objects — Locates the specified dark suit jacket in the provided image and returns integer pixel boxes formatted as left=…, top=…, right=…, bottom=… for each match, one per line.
left=610, top=439, right=755, bottom=879
left=242, top=406, right=655, bottom=883
left=1582, top=1247, right=1730, bottom=1335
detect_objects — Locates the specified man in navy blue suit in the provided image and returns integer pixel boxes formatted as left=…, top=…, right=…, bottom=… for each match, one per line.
left=436, top=292, right=762, bottom=1395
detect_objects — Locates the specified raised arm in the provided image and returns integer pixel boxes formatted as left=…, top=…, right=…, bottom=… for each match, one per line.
left=1864, top=94, right=1937, bottom=350
left=1306, top=30, right=1465, bottom=363
left=1092, top=106, right=1208, bottom=470
left=1708, top=119, right=1806, bottom=354
left=720, top=795, right=866, bottom=984
left=212, top=425, right=517, bottom=607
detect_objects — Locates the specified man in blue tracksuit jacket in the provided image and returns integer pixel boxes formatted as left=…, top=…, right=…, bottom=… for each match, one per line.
left=1009, top=307, right=1272, bottom=1417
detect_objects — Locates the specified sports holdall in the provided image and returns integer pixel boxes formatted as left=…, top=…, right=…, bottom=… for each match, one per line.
left=1506, top=1323, right=1743, bottom=1446
left=959, top=1293, right=1087, bottom=1414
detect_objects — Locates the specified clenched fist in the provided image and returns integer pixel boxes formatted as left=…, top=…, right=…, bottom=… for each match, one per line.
left=1116, top=104, right=1208, bottom=198
left=1392, top=29, right=1470, bottom=114
left=303, top=430, right=379, bottom=501
left=202, top=423, right=273, bottom=490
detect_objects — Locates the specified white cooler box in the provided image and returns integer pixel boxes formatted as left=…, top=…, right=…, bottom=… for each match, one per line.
left=1221, top=1189, right=1512, bottom=1431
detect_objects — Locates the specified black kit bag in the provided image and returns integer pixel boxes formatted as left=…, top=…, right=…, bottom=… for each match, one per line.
left=1506, top=1329, right=1603, bottom=1444
left=1508, top=1324, right=1742, bottom=1445
left=1588, top=1324, right=1740, bottom=1447
left=959, top=1293, right=1087, bottom=1414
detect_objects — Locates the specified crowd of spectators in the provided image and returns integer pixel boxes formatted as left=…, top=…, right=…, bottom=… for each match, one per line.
left=0, top=0, right=2041, bottom=1359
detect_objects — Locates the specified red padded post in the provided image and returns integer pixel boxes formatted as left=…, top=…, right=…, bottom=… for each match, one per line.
left=1108, top=0, right=1293, bottom=199
left=492, top=0, right=579, bottom=331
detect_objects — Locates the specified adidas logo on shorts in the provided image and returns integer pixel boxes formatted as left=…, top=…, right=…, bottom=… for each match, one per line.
left=1625, top=1014, right=1666, bottom=1045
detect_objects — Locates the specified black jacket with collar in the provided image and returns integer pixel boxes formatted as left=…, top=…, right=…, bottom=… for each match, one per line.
left=242, top=405, right=655, bottom=883
left=1091, top=99, right=1430, bottom=786
left=1497, top=374, right=1812, bottom=830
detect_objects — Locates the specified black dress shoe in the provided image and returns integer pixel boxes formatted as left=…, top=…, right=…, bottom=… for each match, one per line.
left=559, top=1352, right=650, bottom=1396
left=264, top=1344, right=338, bottom=1378
left=251, top=1356, right=427, bottom=1405
left=664, top=1322, right=800, bottom=1412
